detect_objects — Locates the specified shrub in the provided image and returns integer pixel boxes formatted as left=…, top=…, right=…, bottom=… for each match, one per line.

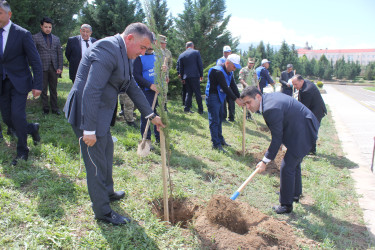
left=316, top=81, right=324, bottom=88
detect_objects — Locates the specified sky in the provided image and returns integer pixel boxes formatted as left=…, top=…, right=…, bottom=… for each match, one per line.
left=163, top=0, right=375, bottom=50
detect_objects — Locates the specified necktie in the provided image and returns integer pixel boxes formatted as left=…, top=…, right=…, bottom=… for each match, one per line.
left=84, top=40, right=89, bottom=48
left=0, top=28, right=4, bottom=79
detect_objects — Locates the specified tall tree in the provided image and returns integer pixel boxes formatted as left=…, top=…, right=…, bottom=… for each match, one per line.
left=174, top=0, right=239, bottom=67
left=255, top=41, right=266, bottom=62
left=81, top=0, right=145, bottom=39
left=9, top=0, right=85, bottom=44
left=150, top=0, right=173, bottom=35
left=275, top=40, right=290, bottom=72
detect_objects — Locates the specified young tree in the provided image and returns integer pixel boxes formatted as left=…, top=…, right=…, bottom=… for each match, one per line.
left=364, top=62, right=375, bottom=80
left=81, top=0, right=145, bottom=39
left=9, top=0, right=85, bottom=44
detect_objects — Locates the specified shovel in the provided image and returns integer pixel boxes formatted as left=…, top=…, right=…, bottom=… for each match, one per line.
left=137, top=93, right=158, bottom=157
left=371, top=136, right=375, bottom=173
left=230, top=168, right=260, bottom=200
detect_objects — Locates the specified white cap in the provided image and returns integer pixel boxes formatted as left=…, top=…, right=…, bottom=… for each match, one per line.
left=227, top=54, right=241, bottom=69
left=261, top=59, right=271, bottom=65
left=223, top=45, right=231, bottom=52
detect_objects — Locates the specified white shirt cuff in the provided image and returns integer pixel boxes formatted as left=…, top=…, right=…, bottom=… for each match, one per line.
left=262, top=156, right=271, bottom=163
left=145, top=113, right=154, bottom=119
left=83, top=130, right=96, bottom=135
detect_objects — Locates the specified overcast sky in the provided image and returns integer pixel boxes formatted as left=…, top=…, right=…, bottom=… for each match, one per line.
left=163, top=0, right=375, bottom=50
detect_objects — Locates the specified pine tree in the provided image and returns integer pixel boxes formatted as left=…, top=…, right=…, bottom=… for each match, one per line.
left=81, top=0, right=145, bottom=39
left=9, top=0, right=85, bottom=44
left=150, top=0, right=173, bottom=35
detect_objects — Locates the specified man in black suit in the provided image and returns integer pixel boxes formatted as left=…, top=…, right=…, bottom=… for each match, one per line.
left=65, top=24, right=97, bottom=83
left=33, top=17, right=63, bottom=115
left=279, top=64, right=294, bottom=96
left=292, top=75, right=327, bottom=154
left=241, top=87, right=319, bottom=214
left=177, top=41, right=204, bottom=114
left=0, top=1, right=42, bottom=165
left=64, top=23, right=165, bottom=225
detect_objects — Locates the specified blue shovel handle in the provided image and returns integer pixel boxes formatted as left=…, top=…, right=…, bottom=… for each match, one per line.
left=230, top=191, right=240, bottom=200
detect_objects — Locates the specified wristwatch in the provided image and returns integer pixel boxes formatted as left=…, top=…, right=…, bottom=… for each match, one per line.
left=148, top=113, right=157, bottom=120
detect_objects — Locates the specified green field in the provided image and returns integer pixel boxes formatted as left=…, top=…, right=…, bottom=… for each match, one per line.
left=0, top=69, right=373, bottom=248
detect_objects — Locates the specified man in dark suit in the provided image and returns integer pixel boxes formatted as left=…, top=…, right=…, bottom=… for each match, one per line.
left=65, top=24, right=97, bottom=83
left=33, top=17, right=63, bottom=115
left=292, top=75, right=327, bottom=154
left=64, top=23, right=165, bottom=225
left=177, top=41, right=204, bottom=114
left=240, top=86, right=319, bottom=214
left=279, top=64, right=294, bottom=96
left=0, top=1, right=42, bottom=165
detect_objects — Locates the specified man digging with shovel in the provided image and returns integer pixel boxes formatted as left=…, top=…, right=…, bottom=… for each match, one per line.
left=240, top=86, right=319, bottom=214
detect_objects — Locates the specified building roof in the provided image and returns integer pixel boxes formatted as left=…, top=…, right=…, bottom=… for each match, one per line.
left=297, top=48, right=375, bottom=54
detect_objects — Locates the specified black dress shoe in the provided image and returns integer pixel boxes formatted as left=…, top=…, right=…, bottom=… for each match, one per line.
left=96, top=211, right=131, bottom=225
left=272, top=204, right=293, bottom=214
left=213, top=145, right=227, bottom=153
left=184, top=110, right=194, bottom=114
left=31, top=123, right=40, bottom=145
left=221, top=141, right=231, bottom=147
left=12, top=154, right=28, bottom=166
left=109, top=191, right=126, bottom=202
left=198, top=110, right=205, bottom=115
left=52, top=110, right=61, bottom=115
left=43, top=109, right=49, bottom=115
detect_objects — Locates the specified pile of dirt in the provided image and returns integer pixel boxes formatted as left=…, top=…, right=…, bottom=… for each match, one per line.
left=195, top=195, right=297, bottom=249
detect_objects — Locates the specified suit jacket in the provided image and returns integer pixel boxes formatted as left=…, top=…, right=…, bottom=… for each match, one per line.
left=262, top=92, right=319, bottom=160
left=298, top=80, right=327, bottom=123
left=0, top=23, right=42, bottom=94
left=176, top=48, right=203, bottom=80
left=32, top=32, right=63, bottom=72
left=63, top=34, right=153, bottom=137
left=65, top=35, right=97, bottom=81
left=279, top=70, right=294, bottom=91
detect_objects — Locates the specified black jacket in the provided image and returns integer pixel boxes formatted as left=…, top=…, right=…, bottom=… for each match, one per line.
left=176, top=48, right=203, bottom=79
left=298, top=80, right=327, bottom=123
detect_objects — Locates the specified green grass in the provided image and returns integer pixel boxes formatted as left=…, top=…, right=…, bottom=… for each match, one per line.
left=364, top=86, right=375, bottom=92
left=0, top=68, right=374, bottom=248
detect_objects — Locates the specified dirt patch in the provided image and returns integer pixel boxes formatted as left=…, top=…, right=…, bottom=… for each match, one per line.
left=258, top=126, right=269, bottom=132
left=151, top=198, right=200, bottom=228
left=195, top=195, right=297, bottom=249
left=251, top=150, right=285, bottom=176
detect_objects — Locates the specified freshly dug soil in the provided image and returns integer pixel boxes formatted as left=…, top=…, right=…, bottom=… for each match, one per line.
left=195, top=195, right=297, bottom=249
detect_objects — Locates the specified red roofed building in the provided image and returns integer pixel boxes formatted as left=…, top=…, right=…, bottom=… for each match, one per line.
left=297, top=43, right=375, bottom=65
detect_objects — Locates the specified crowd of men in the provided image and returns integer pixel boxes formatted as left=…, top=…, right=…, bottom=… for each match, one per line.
left=0, top=0, right=328, bottom=224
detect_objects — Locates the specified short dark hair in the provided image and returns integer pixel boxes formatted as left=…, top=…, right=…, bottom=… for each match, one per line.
left=40, top=17, right=53, bottom=25
left=124, top=22, right=154, bottom=43
left=0, top=1, right=11, bottom=12
left=240, top=86, right=261, bottom=99
left=291, top=74, right=304, bottom=81
left=186, top=41, right=194, bottom=48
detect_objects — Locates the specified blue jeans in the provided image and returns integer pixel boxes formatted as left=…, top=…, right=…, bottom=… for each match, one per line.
left=206, top=94, right=224, bottom=147
left=140, top=90, right=160, bottom=142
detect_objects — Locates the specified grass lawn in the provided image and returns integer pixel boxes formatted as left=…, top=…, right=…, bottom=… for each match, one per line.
left=364, top=86, right=375, bottom=92
left=0, top=69, right=374, bottom=248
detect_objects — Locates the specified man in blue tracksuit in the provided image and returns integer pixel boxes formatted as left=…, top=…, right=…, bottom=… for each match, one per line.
left=256, top=59, right=274, bottom=93
left=133, top=47, right=160, bottom=143
left=205, top=54, right=244, bottom=153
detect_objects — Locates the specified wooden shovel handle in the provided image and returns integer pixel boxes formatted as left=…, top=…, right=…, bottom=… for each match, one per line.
left=140, top=93, right=158, bottom=145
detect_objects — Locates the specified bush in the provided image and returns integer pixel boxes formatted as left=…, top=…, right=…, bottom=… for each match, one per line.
left=316, top=81, right=324, bottom=88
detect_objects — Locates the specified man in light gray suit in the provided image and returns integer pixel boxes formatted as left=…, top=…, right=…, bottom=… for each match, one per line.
left=64, top=23, right=165, bottom=225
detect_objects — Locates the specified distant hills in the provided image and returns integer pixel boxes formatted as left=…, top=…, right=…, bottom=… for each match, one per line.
left=236, top=42, right=302, bottom=52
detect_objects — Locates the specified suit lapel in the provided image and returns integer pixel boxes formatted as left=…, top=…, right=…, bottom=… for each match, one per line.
left=3, top=24, right=18, bottom=59
left=115, top=34, right=130, bottom=82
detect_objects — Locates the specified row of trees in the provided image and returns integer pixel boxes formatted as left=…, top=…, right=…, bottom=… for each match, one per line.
left=242, top=40, right=362, bottom=81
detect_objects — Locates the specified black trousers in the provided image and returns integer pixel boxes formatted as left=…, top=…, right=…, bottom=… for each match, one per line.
left=42, top=64, right=58, bottom=111
left=184, top=77, right=203, bottom=112
left=223, top=96, right=235, bottom=121
left=0, top=78, right=37, bottom=156
left=182, top=84, right=187, bottom=106
left=72, top=125, right=115, bottom=218
left=279, top=150, right=303, bottom=205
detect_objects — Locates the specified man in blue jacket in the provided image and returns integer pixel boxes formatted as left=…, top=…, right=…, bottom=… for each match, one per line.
left=0, top=1, right=42, bottom=165
left=256, top=59, right=274, bottom=93
left=205, top=54, right=243, bottom=152
left=241, top=86, right=319, bottom=214
left=133, top=47, right=160, bottom=144
left=177, top=41, right=204, bottom=114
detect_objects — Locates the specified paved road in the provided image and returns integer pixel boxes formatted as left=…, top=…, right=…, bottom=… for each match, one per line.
left=332, top=85, right=375, bottom=112
left=323, top=84, right=375, bottom=243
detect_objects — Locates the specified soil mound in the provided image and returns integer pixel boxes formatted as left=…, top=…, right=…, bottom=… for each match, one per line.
left=195, top=195, right=297, bottom=249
